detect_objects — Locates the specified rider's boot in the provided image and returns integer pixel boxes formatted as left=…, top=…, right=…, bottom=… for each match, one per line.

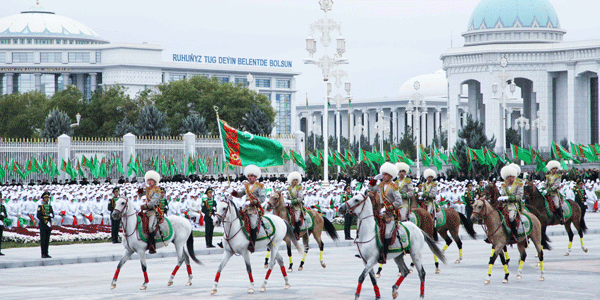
left=148, top=232, right=157, bottom=254
left=378, top=238, right=391, bottom=264
left=248, top=228, right=257, bottom=253
left=510, top=220, right=519, bottom=244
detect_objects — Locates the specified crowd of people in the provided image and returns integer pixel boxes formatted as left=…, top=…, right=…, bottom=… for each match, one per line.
left=1, top=161, right=598, bottom=257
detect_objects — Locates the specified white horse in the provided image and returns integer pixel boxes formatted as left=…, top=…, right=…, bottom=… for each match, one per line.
left=338, top=193, right=447, bottom=300
left=211, top=199, right=303, bottom=295
left=110, top=198, right=202, bottom=290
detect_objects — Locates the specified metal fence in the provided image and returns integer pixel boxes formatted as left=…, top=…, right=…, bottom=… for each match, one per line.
left=0, top=133, right=302, bottom=183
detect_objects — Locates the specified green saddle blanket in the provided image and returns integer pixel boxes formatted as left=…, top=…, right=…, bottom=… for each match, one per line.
left=375, top=221, right=411, bottom=254
left=298, top=211, right=315, bottom=231
left=498, top=212, right=532, bottom=238
left=137, top=216, right=174, bottom=243
left=544, top=200, right=572, bottom=220
left=241, top=215, right=276, bottom=242
left=435, top=209, right=447, bottom=228
left=409, top=212, right=420, bottom=227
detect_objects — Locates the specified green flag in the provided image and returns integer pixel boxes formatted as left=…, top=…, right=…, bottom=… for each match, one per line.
left=218, top=119, right=284, bottom=167
left=534, top=150, right=548, bottom=173
left=127, top=154, right=136, bottom=177
left=449, top=152, right=461, bottom=171
left=290, top=150, right=306, bottom=171
left=283, top=151, right=290, bottom=161
left=576, top=144, right=597, bottom=162
left=116, top=155, right=124, bottom=175
left=0, top=162, right=5, bottom=182
left=77, top=159, right=85, bottom=177
left=551, top=142, right=578, bottom=163
left=510, top=144, right=533, bottom=164
left=309, top=151, right=321, bottom=167
left=366, top=150, right=384, bottom=165
left=420, top=146, right=431, bottom=167
left=50, top=158, right=60, bottom=177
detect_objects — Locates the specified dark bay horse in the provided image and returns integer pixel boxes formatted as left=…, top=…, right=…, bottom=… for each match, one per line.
left=523, top=180, right=588, bottom=255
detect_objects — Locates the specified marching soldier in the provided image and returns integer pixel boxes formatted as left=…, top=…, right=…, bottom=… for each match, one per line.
left=421, top=169, right=438, bottom=221
left=545, top=160, right=564, bottom=224
left=201, top=187, right=216, bottom=248
left=339, top=184, right=354, bottom=240
left=475, top=180, right=486, bottom=198
left=0, top=192, right=6, bottom=255
left=140, top=170, right=162, bottom=254
left=286, top=171, right=304, bottom=239
left=37, top=191, right=54, bottom=258
left=499, top=165, right=523, bottom=242
left=368, top=162, right=402, bottom=264
left=573, top=179, right=587, bottom=220
left=463, top=182, right=476, bottom=220
left=231, top=165, right=265, bottom=253
left=107, top=187, right=121, bottom=244
left=395, top=162, right=414, bottom=221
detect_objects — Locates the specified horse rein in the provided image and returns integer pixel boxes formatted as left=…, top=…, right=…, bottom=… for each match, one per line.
left=113, top=198, right=137, bottom=250
left=214, top=200, right=244, bottom=253
left=472, top=199, right=502, bottom=238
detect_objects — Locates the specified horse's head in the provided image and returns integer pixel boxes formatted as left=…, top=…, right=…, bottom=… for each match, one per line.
left=267, top=190, right=283, bottom=209
left=338, top=193, right=369, bottom=217
left=214, top=199, right=236, bottom=225
left=470, top=199, right=488, bottom=223
left=111, top=198, right=129, bottom=220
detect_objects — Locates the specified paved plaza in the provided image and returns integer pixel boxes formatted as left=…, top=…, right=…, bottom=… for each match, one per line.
left=1, top=214, right=599, bottom=299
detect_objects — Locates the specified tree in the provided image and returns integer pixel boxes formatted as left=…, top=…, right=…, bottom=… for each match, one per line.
left=180, top=113, right=208, bottom=136
left=560, top=138, right=569, bottom=151
left=42, top=108, right=73, bottom=139
left=452, top=114, right=497, bottom=177
left=153, top=75, right=275, bottom=135
left=398, top=126, right=417, bottom=160
left=113, top=117, right=135, bottom=137
left=135, top=105, right=170, bottom=137
left=432, top=127, right=448, bottom=150
left=0, top=91, right=49, bottom=138
left=82, top=85, right=138, bottom=137
left=242, top=106, right=274, bottom=135
left=505, top=128, right=521, bottom=148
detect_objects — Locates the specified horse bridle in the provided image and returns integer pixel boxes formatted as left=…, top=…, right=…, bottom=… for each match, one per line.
left=113, top=198, right=137, bottom=249
left=343, top=193, right=369, bottom=219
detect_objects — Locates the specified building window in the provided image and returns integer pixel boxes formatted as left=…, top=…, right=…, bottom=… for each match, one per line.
left=169, top=74, right=186, bottom=82
left=276, top=79, right=291, bottom=88
left=235, top=77, right=249, bottom=86
left=40, top=52, right=62, bottom=63
left=216, top=76, right=229, bottom=84
left=12, top=52, right=34, bottom=63
left=68, top=52, right=90, bottom=63
left=260, top=93, right=271, bottom=101
left=256, top=78, right=270, bottom=88
left=96, top=52, right=101, bottom=63
left=275, top=93, right=291, bottom=135
left=0, top=52, right=5, bottom=63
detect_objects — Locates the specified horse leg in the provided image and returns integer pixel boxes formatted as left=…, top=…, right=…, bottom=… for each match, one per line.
left=368, top=269, right=381, bottom=300
left=168, top=242, right=188, bottom=286
left=498, top=249, right=509, bottom=283
left=376, top=263, right=383, bottom=278
left=564, top=222, right=575, bottom=256
left=411, top=251, right=426, bottom=299
left=183, top=251, right=193, bottom=286
left=298, top=234, right=310, bottom=271
left=503, top=246, right=510, bottom=266
left=110, top=249, right=133, bottom=289
left=392, top=255, right=410, bottom=299
left=575, top=219, right=588, bottom=253
left=449, top=228, right=463, bottom=264
left=139, top=252, right=149, bottom=290
left=211, top=250, right=233, bottom=295
left=438, top=230, right=453, bottom=268
left=276, top=250, right=290, bottom=289
left=355, top=261, right=377, bottom=300
left=286, top=240, right=294, bottom=272
left=318, top=235, right=326, bottom=268
left=484, top=246, right=501, bottom=285
left=516, top=242, right=527, bottom=280
left=531, top=230, right=545, bottom=281
left=264, top=249, right=270, bottom=269
left=242, top=251, right=255, bottom=293
left=261, top=243, right=285, bottom=292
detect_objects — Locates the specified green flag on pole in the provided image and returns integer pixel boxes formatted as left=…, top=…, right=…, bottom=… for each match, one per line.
left=218, top=119, right=284, bottom=167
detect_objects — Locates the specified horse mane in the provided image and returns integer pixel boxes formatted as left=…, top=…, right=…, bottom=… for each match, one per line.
left=228, top=199, right=241, bottom=219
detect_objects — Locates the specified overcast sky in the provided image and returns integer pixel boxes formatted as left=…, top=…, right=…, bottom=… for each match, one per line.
left=4, top=0, right=600, bottom=106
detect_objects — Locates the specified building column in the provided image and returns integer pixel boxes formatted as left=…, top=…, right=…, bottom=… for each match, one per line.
left=5, top=73, right=14, bottom=94
left=61, top=73, right=70, bottom=90
left=350, top=110, right=356, bottom=144
left=567, top=64, right=576, bottom=143
left=76, top=74, right=85, bottom=93
left=89, top=73, right=98, bottom=93
left=392, top=109, right=398, bottom=143
left=34, top=73, right=42, bottom=91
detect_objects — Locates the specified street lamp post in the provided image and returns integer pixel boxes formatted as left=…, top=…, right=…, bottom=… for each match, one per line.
left=304, top=0, right=348, bottom=186
left=531, top=111, right=545, bottom=150
left=491, top=57, right=517, bottom=154
left=374, top=109, right=390, bottom=159
left=406, top=81, right=427, bottom=178
left=514, top=109, right=530, bottom=148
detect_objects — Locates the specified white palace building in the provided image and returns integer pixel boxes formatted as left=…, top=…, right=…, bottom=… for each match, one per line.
left=0, top=4, right=300, bottom=135
left=298, top=0, right=600, bottom=154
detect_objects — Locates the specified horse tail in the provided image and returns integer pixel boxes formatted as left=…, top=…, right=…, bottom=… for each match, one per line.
left=284, top=220, right=304, bottom=255
left=186, top=233, right=203, bottom=265
left=322, top=217, right=339, bottom=241
left=458, top=212, right=477, bottom=239
left=422, top=229, right=446, bottom=264
left=579, top=211, right=588, bottom=234
left=540, top=227, right=552, bottom=251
